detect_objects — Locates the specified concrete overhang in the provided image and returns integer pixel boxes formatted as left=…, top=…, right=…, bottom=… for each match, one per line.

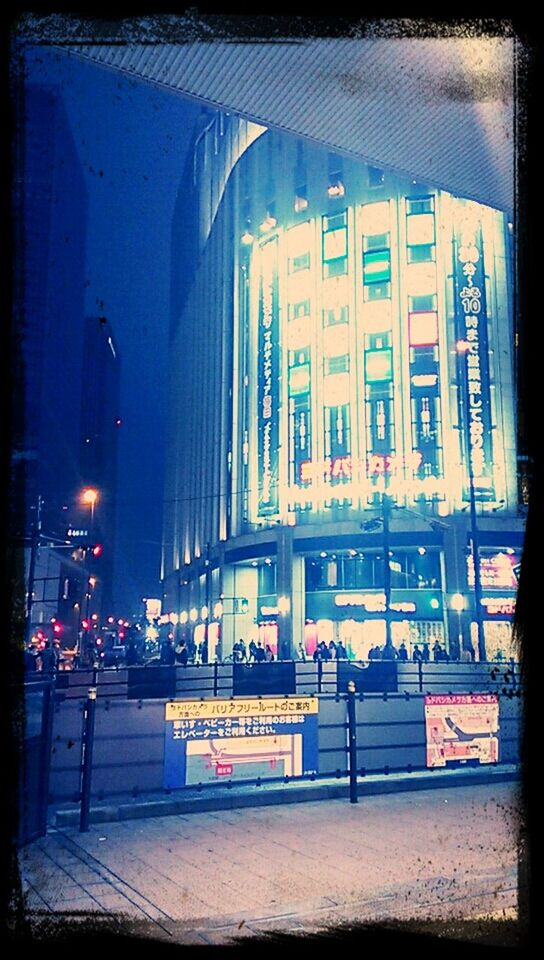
left=64, top=33, right=515, bottom=215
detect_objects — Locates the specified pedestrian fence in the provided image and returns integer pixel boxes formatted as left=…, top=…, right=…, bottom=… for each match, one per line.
left=47, top=684, right=521, bottom=813
left=45, top=658, right=520, bottom=703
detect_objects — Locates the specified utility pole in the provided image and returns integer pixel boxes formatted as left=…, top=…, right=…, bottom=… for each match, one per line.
left=456, top=334, right=486, bottom=663
left=26, top=494, right=43, bottom=645
left=204, top=542, right=212, bottom=658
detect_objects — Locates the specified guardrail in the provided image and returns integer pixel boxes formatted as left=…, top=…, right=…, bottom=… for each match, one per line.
left=47, top=685, right=521, bottom=811
left=41, top=658, right=521, bottom=703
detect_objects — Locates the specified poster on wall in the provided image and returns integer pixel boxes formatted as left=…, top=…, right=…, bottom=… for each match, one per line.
left=164, top=696, right=319, bottom=788
left=424, top=693, right=499, bottom=768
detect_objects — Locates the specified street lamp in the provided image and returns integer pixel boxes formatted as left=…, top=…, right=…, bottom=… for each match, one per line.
left=456, top=339, right=486, bottom=662
left=80, top=487, right=99, bottom=527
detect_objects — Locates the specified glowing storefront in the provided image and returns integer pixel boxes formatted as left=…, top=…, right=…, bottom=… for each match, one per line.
left=162, top=118, right=522, bottom=663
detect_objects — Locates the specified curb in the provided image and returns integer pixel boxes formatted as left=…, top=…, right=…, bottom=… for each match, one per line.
left=54, top=765, right=519, bottom=827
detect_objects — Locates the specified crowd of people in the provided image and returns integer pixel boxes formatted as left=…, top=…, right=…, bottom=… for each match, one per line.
left=25, top=634, right=483, bottom=675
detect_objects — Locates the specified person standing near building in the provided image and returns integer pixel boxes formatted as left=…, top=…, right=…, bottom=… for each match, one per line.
left=160, top=638, right=175, bottom=665
left=381, top=641, right=398, bottom=661
left=398, top=642, right=408, bottom=662
left=175, top=640, right=188, bottom=666
left=254, top=641, right=266, bottom=662
left=39, top=639, right=59, bottom=674
left=336, top=640, right=348, bottom=660
left=24, top=645, right=37, bottom=675
left=413, top=645, right=423, bottom=662
left=125, top=640, right=139, bottom=666
left=265, top=644, right=274, bottom=662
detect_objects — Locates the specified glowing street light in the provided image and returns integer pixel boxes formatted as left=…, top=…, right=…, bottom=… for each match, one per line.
left=81, top=487, right=99, bottom=527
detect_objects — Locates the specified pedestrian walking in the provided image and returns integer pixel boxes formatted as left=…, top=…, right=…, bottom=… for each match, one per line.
left=381, top=641, right=398, bottom=661
left=160, top=638, right=175, bottom=665
left=248, top=640, right=258, bottom=662
left=125, top=641, right=139, bottom=666
left=39, top=639, right=59, bottom=674
left=254, top=641, right=266, bottom=662
left=175, top=641, right=188, bottom=666
left=24, top=646, right=37, bottom=674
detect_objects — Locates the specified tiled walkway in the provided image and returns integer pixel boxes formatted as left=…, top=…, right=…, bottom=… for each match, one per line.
left=18, top=782, right=520, bottom=945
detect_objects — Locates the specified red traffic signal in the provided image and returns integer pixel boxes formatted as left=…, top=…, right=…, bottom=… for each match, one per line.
left=91, top=544, right=103, bottom=557
left=53, top=623, right=62, bottom=634
left=81, top=619, right=90, bottom=630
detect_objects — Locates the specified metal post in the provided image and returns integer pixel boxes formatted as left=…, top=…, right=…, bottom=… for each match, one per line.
left=467, top=465, right=486, bottom=662
left=347, top=680, right=358, bottom=803
left=204, top=542, right=211, bottom=658
left=418, top=657, right=424, bottom=693
left=79, top=675, right=97, bottom=832
left=26, top=494, right=43, bottom=645
left=382, top=493, right=392, bottom=649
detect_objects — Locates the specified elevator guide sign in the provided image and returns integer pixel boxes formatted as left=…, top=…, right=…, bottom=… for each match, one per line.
left=424, top=694, right=499, bottom=768
left=164, top=696, right=319, bottom=788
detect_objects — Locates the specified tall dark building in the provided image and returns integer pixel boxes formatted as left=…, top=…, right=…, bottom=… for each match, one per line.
left=12, top=85, right=120, bottom=647
left=76, top=316, right=121, bottom=617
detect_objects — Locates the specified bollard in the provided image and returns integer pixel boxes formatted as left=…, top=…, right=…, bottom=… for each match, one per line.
left=346, top=679, right=358, bottom=804
left=79, top=684, right=97, bottom=832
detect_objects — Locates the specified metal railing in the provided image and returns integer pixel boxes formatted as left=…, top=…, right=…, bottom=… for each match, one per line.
left=46, top=657, right=521, bottom=702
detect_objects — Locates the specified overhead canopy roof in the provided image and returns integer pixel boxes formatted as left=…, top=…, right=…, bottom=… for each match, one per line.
left=68, top=35, right=514, bottom=214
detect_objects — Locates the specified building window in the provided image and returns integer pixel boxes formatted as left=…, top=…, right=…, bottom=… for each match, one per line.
left=407, top=244, right=435, bottom=263
left=322, top=211, right=348, bottom=279
left=368, top=166, right=385, bottom=187
left=289, top=251, right=311, bottom=273
left=294, top=187, right=309, bottom=213
left=406, top=196, right=434, bottom=215
left=409, top=294, right=437, bottom=313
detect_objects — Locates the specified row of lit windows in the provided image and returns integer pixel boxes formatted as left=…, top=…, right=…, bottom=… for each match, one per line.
left=305, top=552, right=442, bottom=591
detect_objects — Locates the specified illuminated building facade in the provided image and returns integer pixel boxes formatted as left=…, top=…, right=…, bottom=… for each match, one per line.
left=162, top=115, right=523, bottom=662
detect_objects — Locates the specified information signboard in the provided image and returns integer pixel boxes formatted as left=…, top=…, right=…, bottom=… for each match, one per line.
left=164, top=696, right=319, bottom=788
left=424, top=693, right=499, bottom=768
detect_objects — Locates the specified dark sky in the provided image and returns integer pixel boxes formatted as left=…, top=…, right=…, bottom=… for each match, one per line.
left=22, top=45, right=202, bottom=616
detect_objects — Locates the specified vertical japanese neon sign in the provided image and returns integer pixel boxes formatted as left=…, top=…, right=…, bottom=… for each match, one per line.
left=454, top=213, right=495, bottom=500
left=257, top=237, right=280, bottom=516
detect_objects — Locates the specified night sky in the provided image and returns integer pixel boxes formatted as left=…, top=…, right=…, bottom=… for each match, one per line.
left=22, top=45, right=203, bottom=616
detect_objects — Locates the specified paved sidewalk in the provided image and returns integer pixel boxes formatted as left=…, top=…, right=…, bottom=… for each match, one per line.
left=18, top=782, right=521, bottom=946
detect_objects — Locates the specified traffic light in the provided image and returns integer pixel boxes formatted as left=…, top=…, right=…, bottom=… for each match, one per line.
left=81, top=619, right=90, bottom=630
left=91, top=543, right=103, bottom=557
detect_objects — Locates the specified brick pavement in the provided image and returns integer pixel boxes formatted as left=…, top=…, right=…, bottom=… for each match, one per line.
left=18, top=781, right=521, bottom=946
